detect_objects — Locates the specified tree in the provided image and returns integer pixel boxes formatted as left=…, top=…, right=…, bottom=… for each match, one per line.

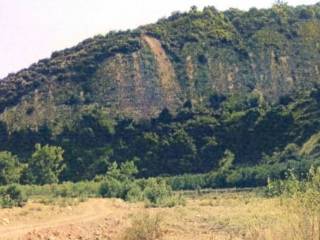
left=190, top=5, right=198, bottom=13
left=99, top=161, right=139, bottom=198
left=26, top=144, right=65, bottom=185
left=162, top=129, right=197, bottom=174
left=106, top=161, right=138, bottom=181
left=183, top=100, right=193, bottom=110
left=0, top=121, right=8, bottom=146
left=199, top=137, right=222, bottom=171
left=274, top=0, right=287, bottom=6
left=157, top=108, right=173, bottom=124
left=218, top=150, right=235, bottom=173
left=209, top=92, right=226, bottom=110
left=298, top=7, right=315, bottom=19
left=0, top=185, right=28, bottom=208
left=0, top=151, right=22, bottom=185
left=137, top=132, right=162, bottom=176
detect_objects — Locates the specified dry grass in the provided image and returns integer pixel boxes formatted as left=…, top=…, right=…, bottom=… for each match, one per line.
left=0, top=191, right=319, bottom=240
left=120, top=212, right=164, bottom=240
left=156, top=191, right=319, bottom=240
left=244, top=196, right=320, bottom=240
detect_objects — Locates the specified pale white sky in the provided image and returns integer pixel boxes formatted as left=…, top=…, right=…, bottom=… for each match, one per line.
left=0, top=0, right=318, bottom=78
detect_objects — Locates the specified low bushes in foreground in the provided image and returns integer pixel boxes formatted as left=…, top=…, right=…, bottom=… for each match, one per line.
left=21, top=180, right=100, bottom=198
left=99, top=162, right=185, bottom=207
left=1, top=159, right=318, bottom=209
left=254, top=166, right=320, bottom=240
left=121, top=212, right=164, bottom=240
left=265, top=166, right=320, bottom=198
left=0, top=185, right=28, bottom=208
left=0, top=180, right=100, bottom=208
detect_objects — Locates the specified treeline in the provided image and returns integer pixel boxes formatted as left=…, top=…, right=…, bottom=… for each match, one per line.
left=0, top=161, right=185, bottom=208
left=1, top=157, right=319, bottom=208
left=1, top=87, right=320, bottom=184
left=0, top=144, right=64, bottom=185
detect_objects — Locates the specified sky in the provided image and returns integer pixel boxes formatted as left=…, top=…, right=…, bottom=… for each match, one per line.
left=0, top=0, right=319, bottom=78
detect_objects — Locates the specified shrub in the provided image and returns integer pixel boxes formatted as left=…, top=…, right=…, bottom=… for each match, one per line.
left=261, top=166, right=320, bottom=239
left=121, top=213, right=163, bottom=240
left=158, top=194, right=186, bottom=208
left=0, top=185, right=28, bottom=208
left=26, top=144, right=65, bottom=185
left=99, top=170, right=185, bottom=207
left=166, top=174, right=207, bottom=190
left=265, top=168, right=305, bottom=197
left=126, top=183, right=144, bottom=202
left=99, top=161, right=141, bottom=199
left=143, top=179, right=175, bottom=207
left=99, top=178, right=124, bottom=198
left=0, top=151, right=22, bottom=185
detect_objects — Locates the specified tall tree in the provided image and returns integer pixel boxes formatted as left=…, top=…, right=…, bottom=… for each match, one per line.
left=26, top=144, right=65, bottom=185
left=0, top=151, right=22, bottom=185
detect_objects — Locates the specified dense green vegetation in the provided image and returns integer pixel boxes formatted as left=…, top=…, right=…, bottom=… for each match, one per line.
left=0, top=162, right=185, bottom=208
left=266, top=165, right=320, bottom=197
left=0, top=86, right=320, bottom=187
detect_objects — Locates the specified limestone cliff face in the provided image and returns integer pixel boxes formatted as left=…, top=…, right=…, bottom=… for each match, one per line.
left=1, top=4, right=320, bottom=130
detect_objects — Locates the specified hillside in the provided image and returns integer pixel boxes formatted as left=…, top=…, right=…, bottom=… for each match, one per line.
left=1, top=3, right=320, bottom=184
left=1, top=3, right=320, bottom=131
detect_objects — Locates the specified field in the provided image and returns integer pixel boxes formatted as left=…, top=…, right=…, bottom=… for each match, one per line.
left=1, top=189, right=316, bottom=240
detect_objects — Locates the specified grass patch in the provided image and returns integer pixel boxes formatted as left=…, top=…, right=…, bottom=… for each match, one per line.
left=121, top=212, right=164, bottom=240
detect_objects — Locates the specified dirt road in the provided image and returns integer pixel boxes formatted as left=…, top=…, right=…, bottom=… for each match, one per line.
left=0, top=198, right=137, bottom=240
left=0, top=193, right=285, bottom=240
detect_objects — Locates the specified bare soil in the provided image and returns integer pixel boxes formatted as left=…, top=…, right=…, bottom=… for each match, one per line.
left=0, top=194, right=284, bottom=240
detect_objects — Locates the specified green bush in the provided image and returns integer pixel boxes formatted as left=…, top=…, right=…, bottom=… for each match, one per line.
left=26, top=144, right=65, bottom=185
left=0, top=151, right=22, bottom=185
left=265, top=166, right=320, bottom=198
left=99, top=161, right=140, bottom=199
left=121, top=213, right=164, bottom=240
left=99, top=178, right=125, bottom=198
left=143, top=179, right=174, bottom=207
left=0, top=185, right=28, bottom=208
left=166, top=174, right=207, bottom=190
left=126, top=183, right=144, bottom=202
left=99, top=162, right=185, bottom=207
left=158, top=194, right=186, bottom=208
